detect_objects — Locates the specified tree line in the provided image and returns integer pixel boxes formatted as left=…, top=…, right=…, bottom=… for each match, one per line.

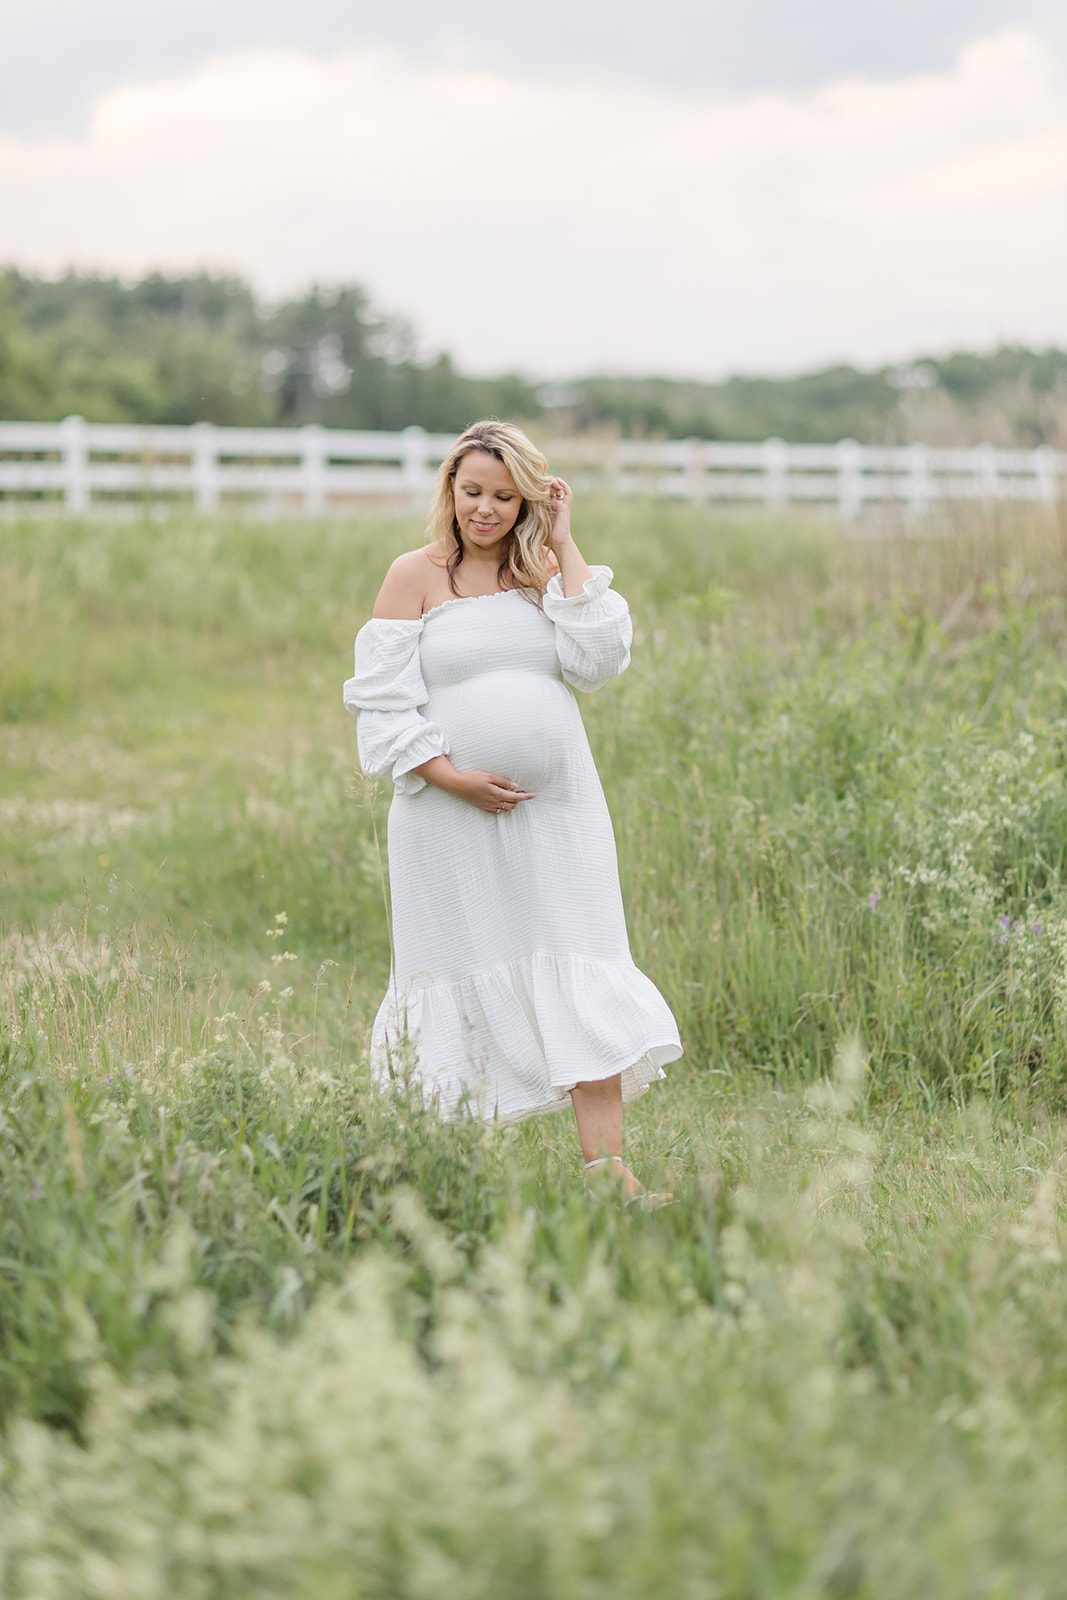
left=1, top=267, right=1063, bottom=446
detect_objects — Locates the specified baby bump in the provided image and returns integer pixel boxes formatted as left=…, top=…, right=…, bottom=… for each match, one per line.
left=429, top=672, right=581, bottom=794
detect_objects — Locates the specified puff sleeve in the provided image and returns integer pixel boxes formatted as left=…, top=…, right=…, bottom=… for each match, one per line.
left=342, top=619, right=450, bottom=795
left=542, top=565, right=633, bottom=692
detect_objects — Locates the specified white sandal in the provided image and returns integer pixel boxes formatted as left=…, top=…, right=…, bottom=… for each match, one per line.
left=583, top=1156, right=673, bottom=1210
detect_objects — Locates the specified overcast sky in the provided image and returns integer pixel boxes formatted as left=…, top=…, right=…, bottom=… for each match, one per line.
left=2, top=0, right=1065, bottom=378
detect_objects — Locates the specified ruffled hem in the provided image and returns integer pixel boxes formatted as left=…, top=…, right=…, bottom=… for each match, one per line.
left=369, top=949, right=683, bottom=1124
left=390, top=728, right=451, bottom=794
left=543, top=565, right=614, bottom=611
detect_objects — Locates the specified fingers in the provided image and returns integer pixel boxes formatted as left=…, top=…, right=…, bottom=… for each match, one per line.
left=487, top=776, right=535, bottom=799
left=461, top=773, right=535, bottom=814
left=485, top=777, right=535, bottom=814
left=455, top=770, right=536, bottom=814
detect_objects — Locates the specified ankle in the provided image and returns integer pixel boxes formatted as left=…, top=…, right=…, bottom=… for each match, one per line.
left=583, top=1154, right=644, bottom=1200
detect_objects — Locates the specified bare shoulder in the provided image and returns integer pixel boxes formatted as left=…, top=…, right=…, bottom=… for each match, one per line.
left=372, top=547, right=439, bottom=620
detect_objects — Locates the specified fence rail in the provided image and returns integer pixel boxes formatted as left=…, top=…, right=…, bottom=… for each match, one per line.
left=1, top=418, right=1064, bottom=517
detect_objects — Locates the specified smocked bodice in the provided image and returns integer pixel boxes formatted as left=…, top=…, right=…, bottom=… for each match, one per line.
left=418, top=590, right=561, bottom=691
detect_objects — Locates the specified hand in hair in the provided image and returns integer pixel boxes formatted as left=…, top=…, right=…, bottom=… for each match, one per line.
left=547, top=477, right=574, bottom=549
left=545, top=476, right=594, bottom=596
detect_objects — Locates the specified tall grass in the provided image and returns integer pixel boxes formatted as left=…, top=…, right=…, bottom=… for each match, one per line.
left=1, top=501, right=1067, bottom=1594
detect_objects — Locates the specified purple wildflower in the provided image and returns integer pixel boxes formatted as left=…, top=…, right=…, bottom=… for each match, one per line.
left=868, top=892, right=880, bottom=911
left=999, top=914, right=1011, bottom=929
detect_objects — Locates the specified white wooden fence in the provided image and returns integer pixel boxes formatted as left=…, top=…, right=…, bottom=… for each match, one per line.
left=0, top=417, right=1063, bottom=517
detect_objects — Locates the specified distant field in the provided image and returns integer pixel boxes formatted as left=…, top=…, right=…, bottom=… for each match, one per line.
left=2, top=502, right=1067, bottom=1595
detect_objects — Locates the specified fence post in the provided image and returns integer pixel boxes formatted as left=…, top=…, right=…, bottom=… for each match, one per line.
left=402, top=425, right=428, bottom=510
left=191, top=422, right=220, bottom=513
left=685, top=437, right=706, bottom=503
left=60, top=415, right=89, bottom=514
left=1034, top=446, right=1057, bottom=505
left=762, top=437, right=787, bottom=510
left=302, top=424, right=326, bottom=516
left=975, top=443, right=998, bottom=503
left=604, top=435, right=621, bottom=497
left=836, top=439, right=863, bottom=519
left=905, top=442, right=931, bottom=516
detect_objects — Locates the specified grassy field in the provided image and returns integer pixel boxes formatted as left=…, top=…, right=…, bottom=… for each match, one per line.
left=2, top=501, right=1067, bottom=1596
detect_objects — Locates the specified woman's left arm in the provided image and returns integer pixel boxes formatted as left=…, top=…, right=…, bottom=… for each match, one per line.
left=548, top=478, right=593, bottom=595
left=543, top=477, right=633, bottom=692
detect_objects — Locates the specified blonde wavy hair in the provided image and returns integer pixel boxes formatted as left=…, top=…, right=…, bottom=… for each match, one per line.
left=428, top=420, right=556, bottom=597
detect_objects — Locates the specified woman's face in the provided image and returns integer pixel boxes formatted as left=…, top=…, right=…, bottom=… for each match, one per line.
left=452, top=450, right=522, bottom=553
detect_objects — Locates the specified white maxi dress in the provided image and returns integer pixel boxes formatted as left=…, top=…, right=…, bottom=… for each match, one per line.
left=343, top=567, right=683, bottom=1123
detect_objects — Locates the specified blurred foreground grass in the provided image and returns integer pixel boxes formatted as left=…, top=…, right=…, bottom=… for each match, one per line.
left=2, top=502, right=1067, bottom=1595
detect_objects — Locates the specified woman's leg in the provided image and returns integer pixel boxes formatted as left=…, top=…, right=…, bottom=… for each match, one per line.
left=570, top=1075, right=642, bottom=1198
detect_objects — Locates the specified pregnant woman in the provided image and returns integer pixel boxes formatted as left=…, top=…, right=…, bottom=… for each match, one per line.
left=343, top=420, right=682, bottom=1201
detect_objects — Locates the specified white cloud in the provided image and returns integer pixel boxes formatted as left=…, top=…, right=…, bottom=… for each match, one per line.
left=1, top=30, right=1064, bottom=376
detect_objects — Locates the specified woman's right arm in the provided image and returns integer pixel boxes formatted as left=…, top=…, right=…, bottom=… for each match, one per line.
left=344, top=554, right=444, bottom=792
left=411, top=754, right=534, bottom=814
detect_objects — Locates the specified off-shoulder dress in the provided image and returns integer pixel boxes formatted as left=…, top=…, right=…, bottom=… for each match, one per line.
left=342, top=566, right=682, bottom=1123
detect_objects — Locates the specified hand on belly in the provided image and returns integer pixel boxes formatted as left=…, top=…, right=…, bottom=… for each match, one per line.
left=447, top=770, right=537, bottom=814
